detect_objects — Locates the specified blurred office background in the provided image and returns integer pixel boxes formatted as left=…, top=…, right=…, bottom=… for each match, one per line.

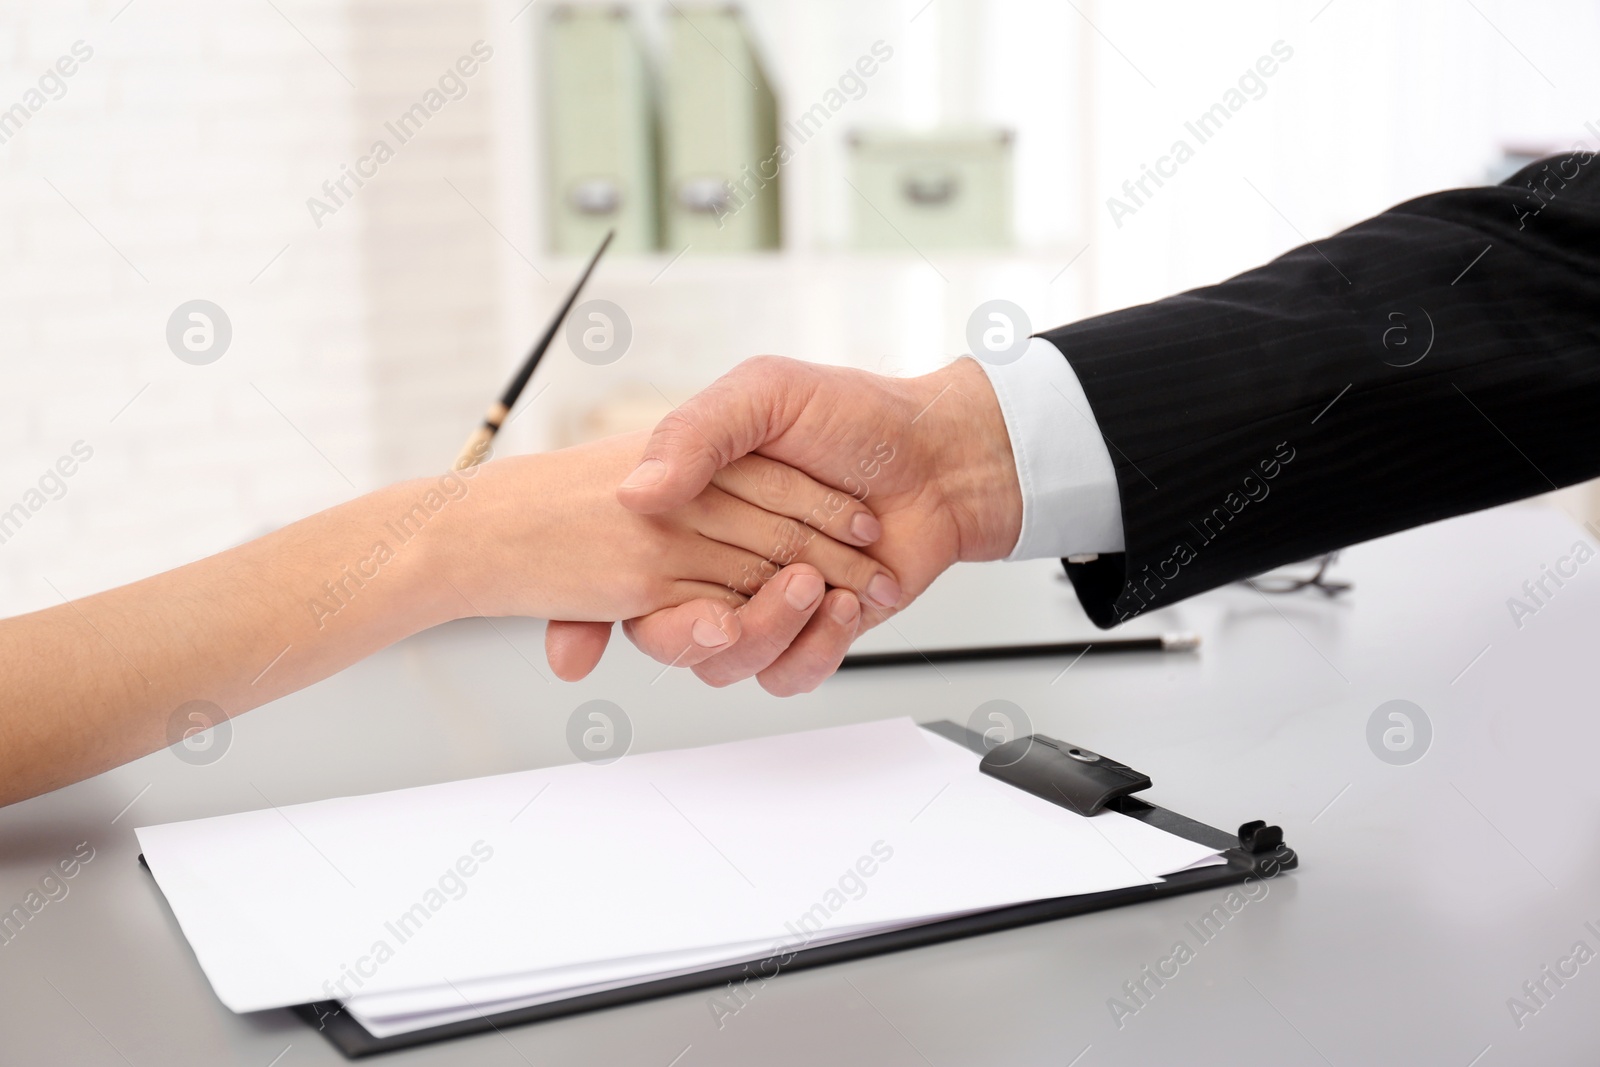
left=2, top=0, right=1598, bottom=616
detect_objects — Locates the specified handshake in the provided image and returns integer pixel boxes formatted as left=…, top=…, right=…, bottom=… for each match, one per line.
left=3, top=348, right=1031, bottom=805
left=454, top=354, right=1024, bottom=695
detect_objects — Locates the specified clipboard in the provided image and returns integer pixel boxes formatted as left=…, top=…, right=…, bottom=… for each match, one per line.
left=251, top=720, right=1298, bottom=1058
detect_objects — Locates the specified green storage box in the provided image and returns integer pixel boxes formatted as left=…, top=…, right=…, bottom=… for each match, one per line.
left=848, top=128, right=1013, bottom=251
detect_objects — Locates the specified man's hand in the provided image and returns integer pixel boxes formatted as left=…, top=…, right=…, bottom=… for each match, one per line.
left=544, top=356, right=1024, bottom=693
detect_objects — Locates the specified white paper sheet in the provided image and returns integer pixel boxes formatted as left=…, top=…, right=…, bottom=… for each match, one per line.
left=341, top=729, right=1225, bottom=1037
left=137, top=718, right=1220, bottom=1024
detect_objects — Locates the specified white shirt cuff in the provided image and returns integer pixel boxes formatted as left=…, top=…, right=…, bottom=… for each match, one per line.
left=973, top=335, right=1125, bottom=561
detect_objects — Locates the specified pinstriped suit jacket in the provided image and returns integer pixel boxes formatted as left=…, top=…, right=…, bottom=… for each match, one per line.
left=1043, top=153, right=1600, bottom=627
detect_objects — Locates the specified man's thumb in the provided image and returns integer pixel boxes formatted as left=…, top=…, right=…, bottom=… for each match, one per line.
left=616, top=357, right=808, bottom=514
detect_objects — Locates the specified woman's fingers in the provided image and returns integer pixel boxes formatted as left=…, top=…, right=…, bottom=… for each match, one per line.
left=710, top=453, right=882, bottom=546
left=686, top=487, right=902, bottom=610
left=548, top=581, right=746, bottom=680
left=544, top=620, right=613, bottom=681
left=674, top=537, right=790, bottom=597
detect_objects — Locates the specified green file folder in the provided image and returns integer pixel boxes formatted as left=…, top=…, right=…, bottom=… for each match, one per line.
left=544, top=6, right=659, bottom=254
left=661, top=6, right=781, bottom=252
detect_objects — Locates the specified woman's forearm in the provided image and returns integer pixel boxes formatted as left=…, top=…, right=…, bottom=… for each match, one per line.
left=0, top=479, right=463, bottom=805
left=0, top=431, right=897, bottom=806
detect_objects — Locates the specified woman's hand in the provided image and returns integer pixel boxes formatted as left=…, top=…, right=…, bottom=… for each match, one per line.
left=0, top=430, right=894, bottom=805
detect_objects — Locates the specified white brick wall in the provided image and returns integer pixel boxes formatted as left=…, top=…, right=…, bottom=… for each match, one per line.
left=0, top=0, right=511, bottom=616
left=0, top=2, right=371, bottom=617
left=4, top=0, right=1596, bottom=621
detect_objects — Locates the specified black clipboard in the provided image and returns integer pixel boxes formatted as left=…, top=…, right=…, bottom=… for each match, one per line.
left=221, top=720, right=1296, bottom=1058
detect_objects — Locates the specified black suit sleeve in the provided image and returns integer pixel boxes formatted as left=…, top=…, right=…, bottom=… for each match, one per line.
left=1041, top=153, right=1600, bottom=628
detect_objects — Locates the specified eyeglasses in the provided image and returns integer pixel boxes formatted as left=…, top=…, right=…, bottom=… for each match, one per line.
left=1247, top=551, right=1352, bottom=597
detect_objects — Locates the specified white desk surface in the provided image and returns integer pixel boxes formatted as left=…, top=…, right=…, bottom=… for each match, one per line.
left=3, top=502, right=1597, bottom=1066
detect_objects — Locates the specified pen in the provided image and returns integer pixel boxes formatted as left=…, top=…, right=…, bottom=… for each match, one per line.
left=837, top=633, right=1200, bottom=669
left=452, top=229, right=615, bottom=471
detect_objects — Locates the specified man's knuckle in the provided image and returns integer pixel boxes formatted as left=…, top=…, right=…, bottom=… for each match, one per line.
left=743, top=353, right=792, bottom=378
left=659, top=409, right=733, bottom=468
left=654, top=410, right=697, bottom=446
